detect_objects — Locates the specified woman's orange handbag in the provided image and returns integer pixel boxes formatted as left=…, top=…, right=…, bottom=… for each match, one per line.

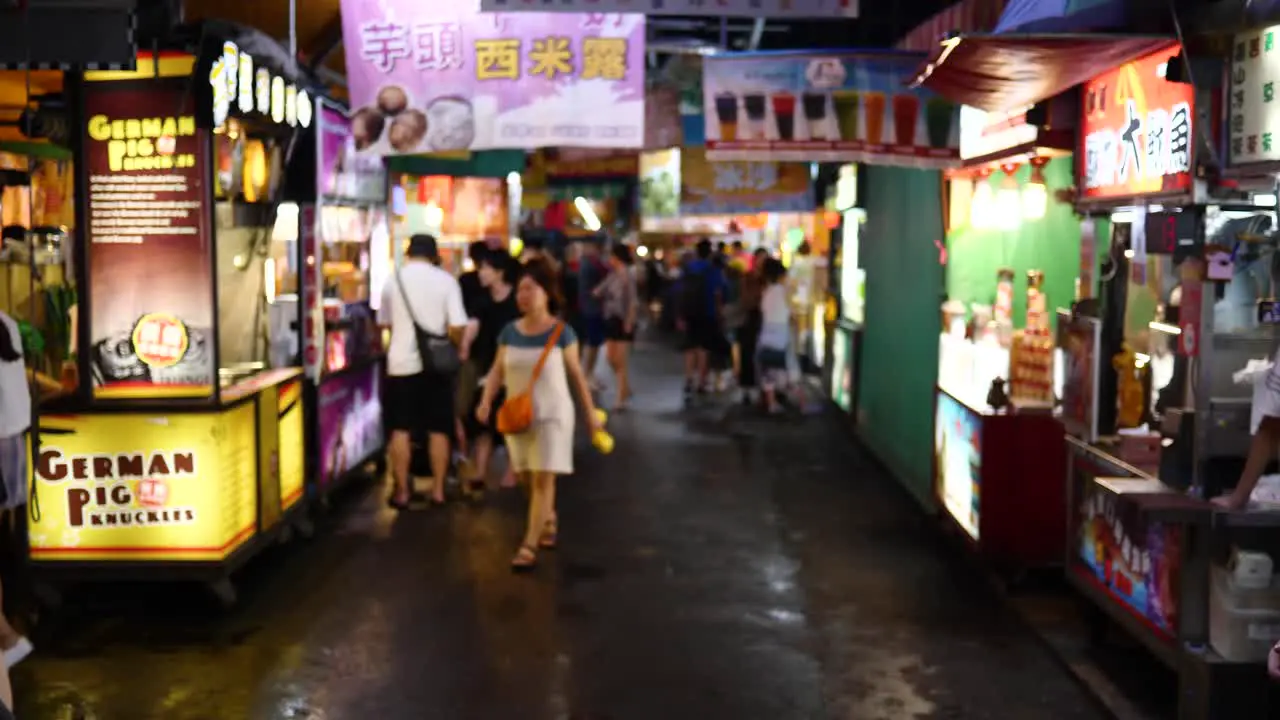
left=496, top=323, right=564, bottom=435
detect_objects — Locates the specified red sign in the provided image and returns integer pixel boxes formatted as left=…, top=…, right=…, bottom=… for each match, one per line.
left=1079, top=44, right=1193, bottom=201
left=1180, top=275, right=1202, bottom=357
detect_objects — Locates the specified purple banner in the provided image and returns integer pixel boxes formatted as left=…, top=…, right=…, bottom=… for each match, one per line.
left=317, top=103, right=388, bottom=202
left=340, top=0, right=645, bottom=153
left=318, top=365, right=384, bottom=490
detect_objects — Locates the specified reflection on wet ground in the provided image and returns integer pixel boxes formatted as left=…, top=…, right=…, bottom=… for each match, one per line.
left=12, top=344, right=1108, bottom=719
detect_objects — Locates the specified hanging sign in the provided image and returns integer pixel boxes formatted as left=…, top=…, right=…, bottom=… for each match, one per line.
left=959, top=106, right=1038, bottom=161
left=478, top=0, right=858, bottom=18
left=1229, top=26, right=1280, bottom=165
left=206, top=41, right=313, bottom=131
left=1078, top=44, right=1192, bottom=201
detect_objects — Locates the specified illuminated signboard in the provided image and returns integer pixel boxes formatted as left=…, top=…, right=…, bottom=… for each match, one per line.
left=1229, top=26, right=1280, bottom=165
left=959, top=106, right=1038, bottom=161
left=1079, top=44, right=1193, bottom=200
left=209, top=41, right=312, bottom=130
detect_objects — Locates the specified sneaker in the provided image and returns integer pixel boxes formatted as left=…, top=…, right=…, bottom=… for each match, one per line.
left=5, top=637, right=32, bottom=668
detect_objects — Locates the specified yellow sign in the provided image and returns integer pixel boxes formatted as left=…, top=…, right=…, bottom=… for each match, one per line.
left=278, top=379, right=305, bottom=510
left=29, top=406, right=258, bottom=562
left=86, top=112, right=197, bottom=172
left=679, top=147, right=812, bottom=215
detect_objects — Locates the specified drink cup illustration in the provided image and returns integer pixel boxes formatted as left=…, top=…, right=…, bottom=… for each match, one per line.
left=714, top=92, right=739, bottom=141
left=832, top=91, right=859, bottom=141
left=892, top=94, right=920, bottom=146
left=863, top=92, right=886, bottom=144
left=743, top=93, right=767, bottom=140
left=772, top=93, right=797, bottom=141
left=802, top=93, right=828, bottom=140
left=926, top=98, right=955, bottom=148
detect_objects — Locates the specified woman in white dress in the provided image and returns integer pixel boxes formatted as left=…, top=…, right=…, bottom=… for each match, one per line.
left=477, top=257, right=601, bottom=570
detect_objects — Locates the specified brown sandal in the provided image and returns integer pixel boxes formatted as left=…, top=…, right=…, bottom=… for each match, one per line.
left=538, top=517, right=558, bottom=550
left=511, top=545, right=538, bottom=571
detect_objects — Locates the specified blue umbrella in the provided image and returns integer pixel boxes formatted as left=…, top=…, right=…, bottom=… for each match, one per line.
left=995, top=0, right=1128, bottom=33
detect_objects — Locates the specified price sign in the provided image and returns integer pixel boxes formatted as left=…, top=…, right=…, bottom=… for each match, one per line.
left=1143, top=210, right=1198, bottom=255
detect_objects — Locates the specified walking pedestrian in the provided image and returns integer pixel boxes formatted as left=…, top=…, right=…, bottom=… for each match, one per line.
left=379, top=234, right=468, bottom=509
left=576, top=237, right=610, bottom=389
left=0, top=311, right=32, bottom=680
left=455, top=241, right=492, bottom=473
left=677, top=239, right=726, bottom=403
left=758, top=258, right=792, bottom=414
left=596, top=243, right=638, bottom=410
left=476, top=257, right=602, bottom=570
left=736, top=248, right=769, bottom=405
left=462, top=250, right=520, bottom=498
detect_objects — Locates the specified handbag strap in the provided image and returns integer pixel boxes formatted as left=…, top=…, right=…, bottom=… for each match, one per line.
left=529, top=322, right=564, bottom=386
left=394, top=267, right=444, bottom=339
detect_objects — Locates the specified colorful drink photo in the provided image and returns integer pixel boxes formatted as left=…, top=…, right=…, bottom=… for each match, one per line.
left=714, top=92, right=739, bottom=141
left=833, top=91, right=859, bottom=141
left=862, top=92, right=885, bottom=145
left=772, top=93, right=796, bottom=141
left=891, top=94, right=920, bottom=146
left=802, top=93, right=828, bottom=141
left=743, top=93, right=767, bottom=140
left=926, top=98, right=955, bottom=148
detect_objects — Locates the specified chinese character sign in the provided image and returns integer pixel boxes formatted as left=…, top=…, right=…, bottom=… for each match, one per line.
left=1230, top=26, right=1280, bottom=165
left=479, top=0, right=857, bottom=19
left=340, top=0, right=645, bottom=153
left=679, top=147, right=811, bottom=215
left=1078, top=44, right=1193, bottom=200
left=702, top=51, right=960, bottom=168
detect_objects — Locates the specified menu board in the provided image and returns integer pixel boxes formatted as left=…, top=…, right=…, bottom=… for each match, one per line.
left=82, top=78, right=215, bottom=399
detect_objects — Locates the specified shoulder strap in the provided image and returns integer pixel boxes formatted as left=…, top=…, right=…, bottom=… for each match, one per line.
left=394, top=268, right=421, bottom=330
left=529, top=322, right=565, bottom=385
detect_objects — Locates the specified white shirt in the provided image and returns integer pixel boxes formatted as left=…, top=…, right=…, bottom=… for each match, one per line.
left=378, top=260, right=467, bottom=377
left=760, top=283, right=791, bottom=350
left=0, top=312, right=29, bottom=438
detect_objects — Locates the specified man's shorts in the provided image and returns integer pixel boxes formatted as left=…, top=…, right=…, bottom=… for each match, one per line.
left=604, top=316, right=634, bottom=342
left=582, top=315, right=606, bottom=348
left=384, top=371, right=455, bottom=436
left=682, top=315, right=722, bottom=352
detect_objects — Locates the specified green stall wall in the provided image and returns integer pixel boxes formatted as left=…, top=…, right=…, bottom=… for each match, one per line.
left=858, top=167, right=944, bottom=509
left=946, top=157, right=1081, bottom=329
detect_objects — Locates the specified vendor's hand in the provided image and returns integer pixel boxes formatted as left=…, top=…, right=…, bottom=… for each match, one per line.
left=1211, top=493, right=1248, bottom=511
left=587, top=409, right=604, bottom=436
left=475, top=402, right=491, bottom=425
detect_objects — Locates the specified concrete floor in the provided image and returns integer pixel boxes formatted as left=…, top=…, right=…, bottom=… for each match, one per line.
left=10, top=342, right=1112, bottom=719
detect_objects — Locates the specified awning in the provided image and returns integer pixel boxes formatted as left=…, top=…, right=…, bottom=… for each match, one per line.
left=994, top=0, right=1126, bottom=33
left=911, top=34, right=1178, bottom=113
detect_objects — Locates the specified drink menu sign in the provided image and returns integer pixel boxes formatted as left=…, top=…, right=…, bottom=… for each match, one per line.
left=702, top=51, right=960, bottom=168
left=83, top=78, right=215, bottom=399
left=1229, top=26, right=1280, bottom=165
left=1079, top=44, right=1193, bottom=201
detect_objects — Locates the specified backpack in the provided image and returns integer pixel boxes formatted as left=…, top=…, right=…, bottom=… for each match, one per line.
left=680, top=267, right=710, bottom=320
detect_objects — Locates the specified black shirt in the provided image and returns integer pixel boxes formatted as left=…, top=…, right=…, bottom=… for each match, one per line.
left=459, top=271, right=487, bottom=318
left=472, top=291, right=520, bottom=375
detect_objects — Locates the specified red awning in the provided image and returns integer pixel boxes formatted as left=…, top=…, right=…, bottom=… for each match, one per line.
left=911, top=34, right=1179, bottom=113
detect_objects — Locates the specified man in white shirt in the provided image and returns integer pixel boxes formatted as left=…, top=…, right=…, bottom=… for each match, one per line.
left=378, top=235, right=468, bottom=508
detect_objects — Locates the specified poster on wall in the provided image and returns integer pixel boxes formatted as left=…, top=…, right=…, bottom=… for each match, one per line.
left=1078, top=43, right=1192, bottom=201
left=318, top=367, right=384, bottom=490
left=679, top=148, right=811, bottom=215
left=318, top=102, right=387, bottom=202
left=1060, top=315, right=1101, bottom=442
left=82, top=78, right=215, bottom=400
left=340, top=0, right=645, bottom=153
left=702, top=51, right=960, bottom=167
left=640, top=148, right=680, bottom=218
left=935, top=391, right=981, bottom=540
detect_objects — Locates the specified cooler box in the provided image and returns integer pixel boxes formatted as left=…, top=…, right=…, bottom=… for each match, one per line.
left=1209, top=565, right=1280, bottom=661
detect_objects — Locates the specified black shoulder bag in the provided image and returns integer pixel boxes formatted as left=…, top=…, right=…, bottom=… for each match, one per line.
left=395, top=268, right=461, bottom=375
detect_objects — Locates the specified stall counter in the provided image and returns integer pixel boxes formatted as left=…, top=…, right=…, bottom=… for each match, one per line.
left=28, top=368, right=306, bottom=601
left=934, top=384, right=1066, bottom=573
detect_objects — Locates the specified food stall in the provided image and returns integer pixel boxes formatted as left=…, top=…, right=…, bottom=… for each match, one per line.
left=279, top=98, right=388, bottom=498
left=933, top=98, right=1076, bottom=572
left=28, top=33, right=317, bottom=606
left=1059, top=39, right=1280, bottom=716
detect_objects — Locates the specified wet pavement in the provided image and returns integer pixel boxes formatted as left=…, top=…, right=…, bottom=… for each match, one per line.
left=11, top=341, right=1110, bottom=719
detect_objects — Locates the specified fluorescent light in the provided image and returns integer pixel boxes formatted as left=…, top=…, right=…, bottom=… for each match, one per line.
left=1111, top=210, right=1136, bottom=224
left=1149, top=321, right=1182, bottom=335
left=264, top=257, right=277, bottom=302
left=636, top=245, right=649, bottom=258
left=575, top=196, right=602, bottom=231
left=1135, top=352, right=1151, bottom=368
left=1255, top=193, right=1278, bottom=207
left=1124, top=249, right=1135, bottom=258
left=424, top=201, right=444, bottom=228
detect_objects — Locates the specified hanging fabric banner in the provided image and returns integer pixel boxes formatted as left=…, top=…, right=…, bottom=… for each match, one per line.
left=341, top=0, right=645, bottom=155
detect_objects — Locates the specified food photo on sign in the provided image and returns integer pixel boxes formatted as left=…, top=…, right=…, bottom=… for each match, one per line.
left=340, top=0, right=646, bottom=153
